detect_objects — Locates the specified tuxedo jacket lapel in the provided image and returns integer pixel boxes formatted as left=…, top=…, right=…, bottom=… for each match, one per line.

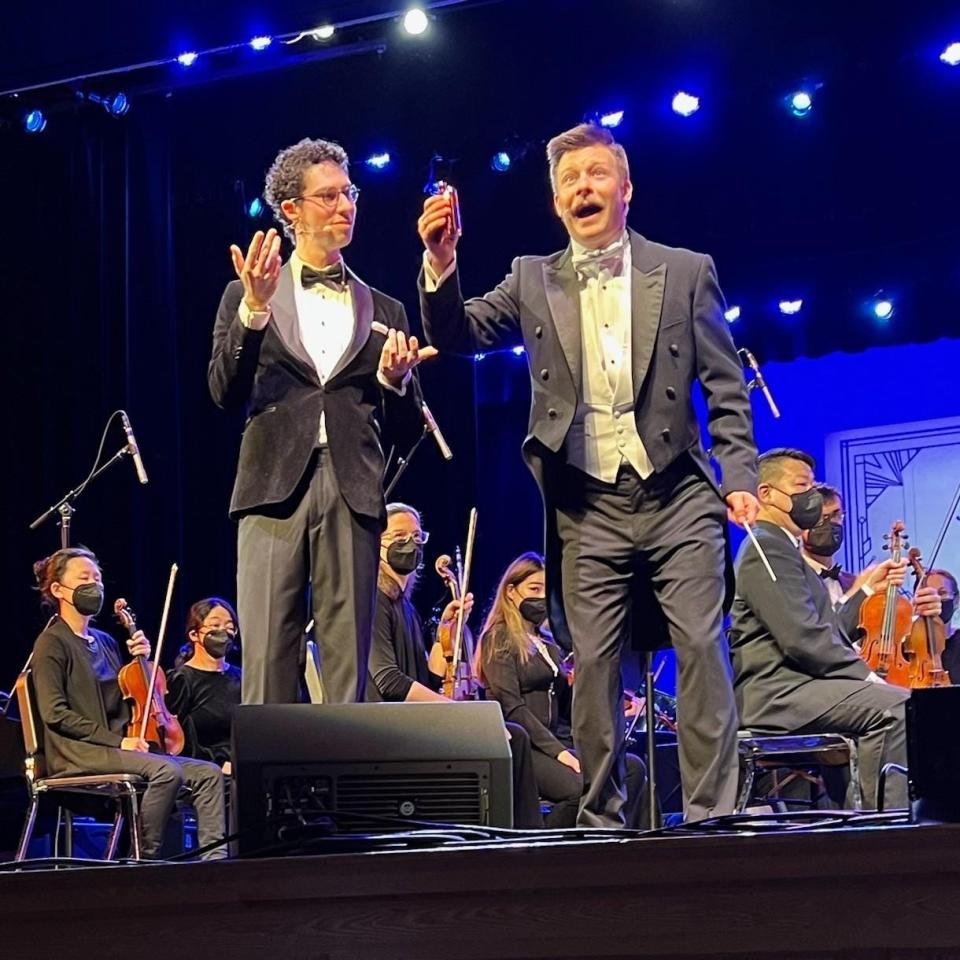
left=629, top=232, right=666, bottom=401
left=270, top=263, right=316, bottom=378
left=542, top=250, right=582, bottom=397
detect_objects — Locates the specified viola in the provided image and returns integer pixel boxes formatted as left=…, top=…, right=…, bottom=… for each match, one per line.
left=435, top=509, right=480, bottom=701
left=857, top=520, right=912, bottom=688
left=903, top=547, right=951, bottom=688
left=114, top=566, right=184, bottom=755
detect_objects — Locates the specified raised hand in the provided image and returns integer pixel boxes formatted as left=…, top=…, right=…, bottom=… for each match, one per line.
left=379, top=329, right=439, bottom=388
left=417, top=195, right=459, bottom=276
left=229, top=228, right=283, bottom=321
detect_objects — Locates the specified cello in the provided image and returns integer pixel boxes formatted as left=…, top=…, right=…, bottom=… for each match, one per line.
left=903, top=546, right=951, bottom=688
left=857, top=520, right=912, bottom=688
left=434, top=508, right=480, bottom=701
left=114, top=563, right=184, bottom=755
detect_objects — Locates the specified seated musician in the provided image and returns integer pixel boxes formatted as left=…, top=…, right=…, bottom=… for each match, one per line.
left=801, top=483, right=857, bottom=607
left=30, top=547, right=226, bottom=859
left=927, top=569, right=959, bottom=681
left=476, top=552, right=648, bottom=829
left=367, top=503, right=543, bottom=828
left=167, top=598, right=242, bottom=775
left=728, top=448, right=941, bottom=810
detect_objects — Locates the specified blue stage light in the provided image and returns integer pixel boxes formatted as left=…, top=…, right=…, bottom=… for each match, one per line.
left=365, top=152, right=391, bottom=170
left=940, top=42, right=960, bottom=66
left=779, top=299, right=803, bottom=316
left=512, top=345, right=525, bottom=356
left=724, top=305, right=741, bottom=323
left=672, top=91, right=700, bottom=117
left=248, top=198, right=264, bottom=218
left=491, top=151, right=511, bottom=173
left=403, top=8, right=429, bottom=35
left=789, top=91, right=813, bottom=117
left=600, top=110, right=624, bottom=128
left=105, top=93, right=130, bottom=116
left=24, top=109, right=46, bottom=134
left=873, top=298, right=895, bottom=321
left=250, top=36, right=272, bottom=51
left=474, top=352, right=487, bottom=361
left=177, top=52, right=198, bottom=67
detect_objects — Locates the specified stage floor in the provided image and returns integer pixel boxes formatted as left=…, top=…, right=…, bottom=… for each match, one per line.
left=3, top=817, right=960, bottom=959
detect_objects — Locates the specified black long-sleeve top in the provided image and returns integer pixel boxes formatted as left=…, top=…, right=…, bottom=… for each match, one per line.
left=367, top=573, right=443, bottom=702
left=166, top=664, right=241, bottom=765
left=481, top=629, right=568, bottom=759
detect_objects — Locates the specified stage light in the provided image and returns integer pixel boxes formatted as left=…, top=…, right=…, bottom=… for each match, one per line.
left=512, top=345, right=525, bottom=356
left=873, top=298, right=895, bottom=321
left=724, top=305, right=741, bottom=323
left=177, top=52, right=198, bottom=67
left=600, top=110, right=624, bottom=128
left=248, top=197, right=264, bottom=218
left=312, top=25, right=335, bottom=40
left=672, top=91, right=699, bottom=117
left=87, top=92, right=130, bottom=117
left=23, top=109, right=46, bottom=134
left=789, top=90, right=813, bottom=117
left=250, top=36, right=272, bottom=51
left=366, top=152, right=391, bottom=170
left=940, top=42, right=960, bottom=66
left=778, top=299, right=803, bottom=316
left=403, top=8, right=429, bottom=35
left=490, top=151, right=511, bottom=173
left=474, top=352, right=487, bottom=361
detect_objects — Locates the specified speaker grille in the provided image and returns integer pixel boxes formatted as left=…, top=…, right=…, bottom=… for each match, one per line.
left=335, top=771, right=486, bottom=829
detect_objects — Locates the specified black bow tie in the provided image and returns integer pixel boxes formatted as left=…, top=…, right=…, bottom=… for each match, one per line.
left=820, top=564, right=842, bottom=581
left=301, top=262, right=347, bottom=291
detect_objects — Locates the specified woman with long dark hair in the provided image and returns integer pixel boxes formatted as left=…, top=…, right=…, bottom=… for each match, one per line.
left=477, top=552, right=647, bottom=828
left=167, top=598, right=241, bottom=774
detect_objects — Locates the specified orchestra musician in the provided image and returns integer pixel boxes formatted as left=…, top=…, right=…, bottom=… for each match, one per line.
left=729, top=449, right=942, bottom=809
left=801, top=483, right=857, bottom=607
left=366, top=503, right=544, bottom=828
left=29, top=547, right=226, bottom=859
left=168, top=598, right=242, bottom=774
left=476, top=552, right=649, bottom=829
left=418, top=121, right=759, bottom=826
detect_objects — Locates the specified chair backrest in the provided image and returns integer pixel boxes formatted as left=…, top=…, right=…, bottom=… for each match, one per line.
left=15, top=669, right=46, bottom=778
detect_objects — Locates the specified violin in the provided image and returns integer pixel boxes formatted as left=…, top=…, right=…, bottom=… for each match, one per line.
left=903, top=547, right=951, bottom=688
left=434, top=509, right=480, bottom=701
left=857, top=520, right=912, bottom=688
left=114, top=569, right=185, bottom=755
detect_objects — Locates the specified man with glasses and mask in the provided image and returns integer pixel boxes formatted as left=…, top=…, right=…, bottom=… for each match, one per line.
left=729, top=448, right=942, bottom=809
left=802, top=483, right=857, bottom=607
left=367, top=503, right=543, bottom=827
left=210, top=138, right=433, bottom=706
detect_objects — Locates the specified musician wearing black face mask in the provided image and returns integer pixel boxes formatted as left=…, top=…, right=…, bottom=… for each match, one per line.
left=366, top=505, right=544, bottom=828
left=167, top=598, right=242, bottom=773
left=927, top=569, right=960, bottom=682
left=477, top=553, right=648, bottom=828
left=802, top=484, right=857, bottom=607
left=729, top=448, right=942, bottom=809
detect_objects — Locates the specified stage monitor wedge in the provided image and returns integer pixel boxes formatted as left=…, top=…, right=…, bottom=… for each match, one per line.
left=231, top=701, right=513, bottom=856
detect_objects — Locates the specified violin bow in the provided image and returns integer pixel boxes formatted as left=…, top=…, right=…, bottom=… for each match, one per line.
left=452, top=509, right=478, bottom=671
left=138, top=562, right=178, bottom=741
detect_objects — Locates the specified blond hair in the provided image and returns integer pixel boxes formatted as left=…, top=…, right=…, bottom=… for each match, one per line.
left=546, top=122, right=630, bottom=192
left=475, top=552, right=545, bottom=684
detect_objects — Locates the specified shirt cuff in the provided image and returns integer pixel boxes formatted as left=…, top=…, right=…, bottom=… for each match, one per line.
left=860, top=583, right=876, bottom=598
left=378, top=369, right=411, bottom=395
left=238, top=299, right=271, bottom=330
left=422, top=251, right=457, bottom=292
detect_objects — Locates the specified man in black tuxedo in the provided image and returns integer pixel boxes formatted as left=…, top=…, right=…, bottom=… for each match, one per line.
left=802, top=483, right=857, bottom=605
left=210, top=138, right=433, bottom=706
left=729, top=448, right=942, bottom=809
left=417, top=123, right=759, bottom=826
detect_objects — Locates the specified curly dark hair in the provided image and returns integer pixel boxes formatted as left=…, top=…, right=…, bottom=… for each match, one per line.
left=263, top=137, right=350, bottom=240
left=33, top=546, right=99, bottom=611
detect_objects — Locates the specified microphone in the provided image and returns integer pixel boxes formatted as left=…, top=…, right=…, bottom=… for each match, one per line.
left=421, top=402, right=453, bottom=461
left=120, top=411, right=149, bottom=484
left=738, top=348, right=781, bottom=419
